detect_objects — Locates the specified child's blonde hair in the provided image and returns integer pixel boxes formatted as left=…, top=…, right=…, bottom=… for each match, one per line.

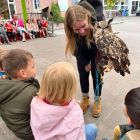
left=39, top=61, right=77, bottom=105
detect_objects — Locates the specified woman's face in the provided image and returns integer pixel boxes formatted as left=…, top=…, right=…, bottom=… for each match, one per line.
left=33, top=19, right=36, bottom=23
left=73, top=19, right=89, bottom=36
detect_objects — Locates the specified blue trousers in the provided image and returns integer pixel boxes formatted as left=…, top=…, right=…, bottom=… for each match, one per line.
left=85, top=124, right=97, bottom=140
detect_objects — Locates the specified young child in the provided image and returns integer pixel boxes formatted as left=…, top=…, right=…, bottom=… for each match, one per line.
left=31, top=61, right=97, bottom=140
left=122, top=129, right=140, bottom=140
left=0, top=48, right=7, bottom=79
left=0, top=49, right=40, bottom=140
left=114, top=87, right=140, bottom=140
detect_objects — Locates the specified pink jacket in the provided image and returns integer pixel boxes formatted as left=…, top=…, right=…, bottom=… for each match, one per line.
left=31, top=97, right=86, bottom=140
left=17, top=19, right=24, bottom=27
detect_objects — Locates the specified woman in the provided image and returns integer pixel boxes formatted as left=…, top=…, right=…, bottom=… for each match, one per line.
left=12, top=15, right=32, bottom=42
left=41, top=17, right=48, bottom=36
left=64, top=5, right=103, bottom=118
left=32, top=19, right=39, bottom=38
left=26, top=19, right=35, bottom=38
left=37, top=19, right=46, bottom=38
left=5, top=20, right=17, bottom=42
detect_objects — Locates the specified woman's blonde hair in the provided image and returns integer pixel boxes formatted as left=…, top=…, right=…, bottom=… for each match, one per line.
left=39, top=61, right=77, bottom=105
left=64, top=5, right=94, bottom=56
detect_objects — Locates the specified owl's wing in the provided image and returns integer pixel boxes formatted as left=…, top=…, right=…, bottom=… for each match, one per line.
left=95, top=33, right=130, bottom=76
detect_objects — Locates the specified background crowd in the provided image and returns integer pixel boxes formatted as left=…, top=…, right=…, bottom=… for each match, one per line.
left=0, top=15, right=48, bottom=44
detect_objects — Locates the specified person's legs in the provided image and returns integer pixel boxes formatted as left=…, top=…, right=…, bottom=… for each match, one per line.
left=31, top=31, right=36, bottom=38
left=91, top=65, right=103, bottom=118
left=77, top=61, right=90, bottom=94
left=91, top=66, right=103, bottom=97
left=26, top=30, right=33, bottom=39
left=0, top=35, right=3, bottom=44
left=12, top=32, right=17, bottom=41
left=0, top=34, right=4, bottom=43
left=41, top=29, right=46, bottom=38
left=7, top=32, right=15, bottom=42
left=3, top=32, right=10, bottom=44
left=85, top=124, right=97, bottom=140
left=77, top=61, right=90, bottom=113
left=18, top=28, right=25, bottom=42
left=43, top=27, right=48, bottom=36
left=22, top=32, right=26, bottom=42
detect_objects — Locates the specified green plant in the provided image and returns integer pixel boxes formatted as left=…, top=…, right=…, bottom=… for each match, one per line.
left=106, top=0, right=119, bottom=10
left=50, top=3, right=64, bottom=24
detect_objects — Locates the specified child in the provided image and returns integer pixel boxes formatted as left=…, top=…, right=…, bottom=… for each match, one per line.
left=0, top=48, right=7, bottom=79
left=122, top=129, right=140, bottom=140
left=31, top=61, right=97, bottom=140
left=5, top=20, right=17, bottom=42
left=0, top=49, right=40, bottom=140
left=114, top=87, right=140, bottom=140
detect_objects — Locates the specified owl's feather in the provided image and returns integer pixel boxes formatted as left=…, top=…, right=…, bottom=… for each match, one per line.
left=94, top=19, right=130, bottom=76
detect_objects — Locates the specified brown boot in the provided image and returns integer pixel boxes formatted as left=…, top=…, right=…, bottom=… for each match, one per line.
left=80, top=96, right=90, bottom=114
left=92, top=96, right=101, bottom=118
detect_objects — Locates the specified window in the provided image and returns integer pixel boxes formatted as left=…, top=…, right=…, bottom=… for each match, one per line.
left=9, top=4, right=15, bottom=16
left=72, top=0, right=80, bottom=4
left=8, top=0, right=16, bottom=18
left=34, top=0, right=40, bottom=9
left=0, top=0, right=9, bottom=19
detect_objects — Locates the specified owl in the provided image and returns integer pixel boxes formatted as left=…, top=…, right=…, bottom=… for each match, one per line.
left=94, top=18, right=130, bottom=76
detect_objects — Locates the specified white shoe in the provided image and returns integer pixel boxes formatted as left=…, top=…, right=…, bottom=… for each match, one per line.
left=22, top=39, right=26, bottom=42
left=32, top=35, right=35, bottom=39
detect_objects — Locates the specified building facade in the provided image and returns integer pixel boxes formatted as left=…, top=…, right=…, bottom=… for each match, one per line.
left=103, top=0, right=140, bottom=15
left=1, top=0, right=139, bottom=19
left=0, top=0, right=16, bottom=19
left=0, top=0, right=77, bottom=19
left=0, top=0, right=52, bottom=19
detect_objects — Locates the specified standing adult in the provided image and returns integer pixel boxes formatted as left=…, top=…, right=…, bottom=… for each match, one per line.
left=80, top=0, right=105, bottom=21
left=64, top=4, right=104, bottom=118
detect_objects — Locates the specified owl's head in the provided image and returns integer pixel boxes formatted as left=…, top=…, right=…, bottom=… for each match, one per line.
left=94, top=18, right=113, bottom=38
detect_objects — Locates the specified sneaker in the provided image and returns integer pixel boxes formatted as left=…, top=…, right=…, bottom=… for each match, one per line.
left=114, top=125, right=121, bottom=140
left=32, top=35, right=35, bottom=39
left=22, top=39, right=26, bottom=42
left=92, top=96, right=101, bottom=118
left=80, top=96, right=90, bottom=114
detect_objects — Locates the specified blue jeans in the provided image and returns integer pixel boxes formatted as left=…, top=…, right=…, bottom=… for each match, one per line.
left=85, top=124, right=97, bottom=140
